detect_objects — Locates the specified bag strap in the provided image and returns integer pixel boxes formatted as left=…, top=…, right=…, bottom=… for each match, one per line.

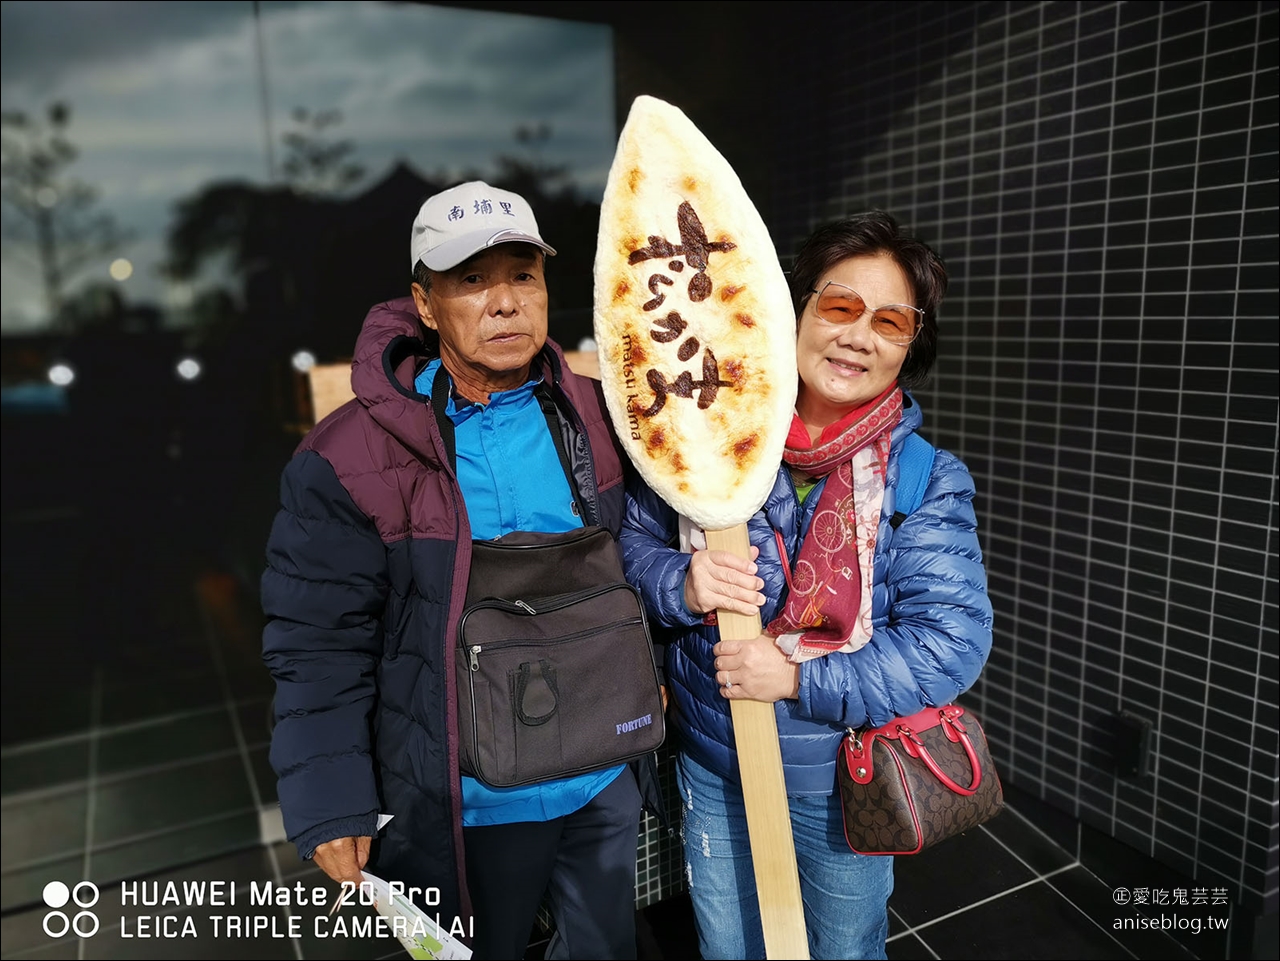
left=535, top=384, right=584, bottom=520
left=431, top=365, right=457, bottom=471
left=889, top=432, right=935, bottom=530
left=898, top=717, right=983, bottom=796
left=429, top=365, right=581, bottom=517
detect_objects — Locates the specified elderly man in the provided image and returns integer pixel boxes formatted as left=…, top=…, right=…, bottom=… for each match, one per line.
left=263, top=182, right=644, bottom=959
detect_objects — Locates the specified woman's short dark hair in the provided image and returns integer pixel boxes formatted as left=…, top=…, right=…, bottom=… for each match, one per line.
left=789, top=211, right=947, bottom=388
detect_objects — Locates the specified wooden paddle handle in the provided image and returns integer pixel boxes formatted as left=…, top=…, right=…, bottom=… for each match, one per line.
left=704, top=524, right=810, bottom=960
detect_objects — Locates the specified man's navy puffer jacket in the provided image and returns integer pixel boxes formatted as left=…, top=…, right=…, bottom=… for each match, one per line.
left=620, top=393, right=994, bottom=795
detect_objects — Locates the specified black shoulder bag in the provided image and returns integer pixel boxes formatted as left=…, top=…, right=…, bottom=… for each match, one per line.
left=433, top=370, right=665, bottom=787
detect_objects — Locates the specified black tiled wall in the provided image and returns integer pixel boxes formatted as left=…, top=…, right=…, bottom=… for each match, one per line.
left=764, top=0, right=1278, bottom=912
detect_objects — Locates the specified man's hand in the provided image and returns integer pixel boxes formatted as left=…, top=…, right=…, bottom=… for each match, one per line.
left=684, top=545, right=765, bottom=617
left=313, top=836, right=372, bottom=887
left=713, top=633, right=800, bottom=703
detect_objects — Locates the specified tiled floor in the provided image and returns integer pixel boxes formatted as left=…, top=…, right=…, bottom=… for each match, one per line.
left=0, top=507, right=1238, bottom=960
left=632, top=797, right=1209, bottom=961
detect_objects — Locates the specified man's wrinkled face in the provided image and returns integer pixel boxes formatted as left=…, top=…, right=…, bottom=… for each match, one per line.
left=413, top=243, right=549, bottom=403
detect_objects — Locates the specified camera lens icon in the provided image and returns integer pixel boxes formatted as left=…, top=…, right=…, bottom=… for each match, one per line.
left=42, top=881, right=100, bottom=938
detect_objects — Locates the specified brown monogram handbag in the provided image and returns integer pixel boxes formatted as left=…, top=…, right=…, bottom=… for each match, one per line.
left=838, top=704, right=1004, bottom=855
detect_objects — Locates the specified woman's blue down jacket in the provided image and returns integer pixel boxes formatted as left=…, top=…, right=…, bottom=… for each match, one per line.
left=620, top=393, right=994, bottom=795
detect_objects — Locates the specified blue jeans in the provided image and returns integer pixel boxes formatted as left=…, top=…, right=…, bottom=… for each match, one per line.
left=677, top=752, right=893, bottom=961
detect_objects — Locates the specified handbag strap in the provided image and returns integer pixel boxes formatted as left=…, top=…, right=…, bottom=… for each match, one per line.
left=897, top=715, right=984, bottom=796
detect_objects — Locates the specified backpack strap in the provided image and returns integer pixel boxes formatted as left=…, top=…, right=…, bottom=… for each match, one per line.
left=889, top=433, right=935, bottom=530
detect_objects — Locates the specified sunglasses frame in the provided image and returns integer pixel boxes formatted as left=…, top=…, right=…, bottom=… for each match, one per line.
left=809, top=281, right=924, bottom=346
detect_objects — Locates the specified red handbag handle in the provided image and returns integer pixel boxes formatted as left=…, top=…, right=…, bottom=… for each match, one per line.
left=898, top=713, right=983, bottom=796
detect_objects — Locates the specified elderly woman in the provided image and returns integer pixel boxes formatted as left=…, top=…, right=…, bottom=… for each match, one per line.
left=620, top=212, right=993, bottom=960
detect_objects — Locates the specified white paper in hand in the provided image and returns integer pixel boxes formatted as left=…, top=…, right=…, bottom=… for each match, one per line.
left=360, top=871, right=471, bottom=960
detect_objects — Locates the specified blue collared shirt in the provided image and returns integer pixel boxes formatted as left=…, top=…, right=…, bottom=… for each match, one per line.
left=416, top=359, right=623, bottom=826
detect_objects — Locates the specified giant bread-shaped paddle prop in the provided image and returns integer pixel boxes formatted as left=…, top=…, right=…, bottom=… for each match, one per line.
left=594, top=95, right=806, bottom=959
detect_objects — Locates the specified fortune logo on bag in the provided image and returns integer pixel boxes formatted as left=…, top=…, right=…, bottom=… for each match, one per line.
left=616, top=714, right=653, bottom=735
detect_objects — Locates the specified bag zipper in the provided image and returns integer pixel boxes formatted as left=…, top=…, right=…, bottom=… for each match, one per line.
left=466, top=619, right=646, bottom=670
left=458, top=583, right=646, bottom=668
left=464, top=582, right=636, bottom=618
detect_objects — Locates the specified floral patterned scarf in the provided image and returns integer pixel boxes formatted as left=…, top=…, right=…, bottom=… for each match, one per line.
left=767, top=386, right=903, bottom=663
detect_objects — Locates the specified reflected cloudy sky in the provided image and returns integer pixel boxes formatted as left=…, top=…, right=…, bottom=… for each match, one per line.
left=0, top=1, right=615, bottom=330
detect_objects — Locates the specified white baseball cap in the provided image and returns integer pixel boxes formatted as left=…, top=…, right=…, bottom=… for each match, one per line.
left=410, top=181, right=557, bottom=272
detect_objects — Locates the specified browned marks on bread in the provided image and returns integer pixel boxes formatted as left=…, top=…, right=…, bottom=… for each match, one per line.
left=614, top=280, right=630, bottom=301
left=719, top=285, right=743, bottom=302
left=721, top=358, right=745, bottom=387
left=732, top=434, right=758, bottom=462
left=647, top=428, right=666, bottom=450
left=628, top=168, right=643, bottom=193
left=672, top=451, right=687, bottom=473
left=629, top=341, right=647, bottom=366
left=684, top=176, right=698, bottom=191
left=735, top=312, right=755, bottom=327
